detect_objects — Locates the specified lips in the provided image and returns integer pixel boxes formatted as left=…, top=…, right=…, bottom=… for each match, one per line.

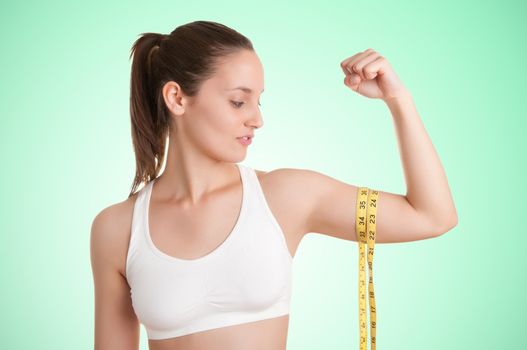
left=237, top=136, right=252, bottom=146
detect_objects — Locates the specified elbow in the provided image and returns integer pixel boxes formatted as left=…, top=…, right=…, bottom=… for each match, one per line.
left=434, top=211, right=458, bottom=236
left=447, top=208, right=459, bottom=229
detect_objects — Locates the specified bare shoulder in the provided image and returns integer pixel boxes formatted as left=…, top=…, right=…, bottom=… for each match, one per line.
left=254, top=168, right=268, bottom=178
left=254, top=167, right=325, bottom=198
left=252, top=167, right=316, bottom=239
left=254, top=167, right=317, bottom=186
left=90, top=192, right=142, bottom=347
left=90, top=192, right=140, bottom=278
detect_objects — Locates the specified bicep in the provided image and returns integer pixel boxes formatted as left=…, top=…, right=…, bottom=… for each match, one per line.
left=303, top=170, right=443, bottom=243
left=91, top=209, right=140, bottom=350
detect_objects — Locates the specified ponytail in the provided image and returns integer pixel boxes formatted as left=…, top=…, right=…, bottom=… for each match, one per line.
left=126, top=21, right=254, bottom=198
left=128, top=33, right=169, bottom=198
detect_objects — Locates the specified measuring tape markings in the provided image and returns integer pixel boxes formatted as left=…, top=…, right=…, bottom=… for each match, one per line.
left=356, top=187, right=379, bottom=350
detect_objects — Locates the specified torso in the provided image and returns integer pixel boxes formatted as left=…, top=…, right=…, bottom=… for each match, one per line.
left=116, top=167, right=306, bottom=350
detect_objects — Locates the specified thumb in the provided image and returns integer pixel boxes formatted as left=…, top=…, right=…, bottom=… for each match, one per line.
left=345, top=73, right=362, bottom=90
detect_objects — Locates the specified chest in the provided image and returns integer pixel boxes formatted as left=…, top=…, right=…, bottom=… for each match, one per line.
left=123, top=167, right=301, bottom=344
left=147, top=170, right=303, bottom=262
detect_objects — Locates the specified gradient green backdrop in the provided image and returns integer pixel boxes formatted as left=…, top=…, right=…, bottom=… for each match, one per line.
left=1, top=0, right=525, bottom=349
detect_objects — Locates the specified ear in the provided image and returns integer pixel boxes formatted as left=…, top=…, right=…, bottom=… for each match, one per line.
left=163, top=81, right=187, bottom=116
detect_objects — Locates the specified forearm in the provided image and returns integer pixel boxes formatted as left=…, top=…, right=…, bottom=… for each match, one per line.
left=384, top=92, right=458, bottom=229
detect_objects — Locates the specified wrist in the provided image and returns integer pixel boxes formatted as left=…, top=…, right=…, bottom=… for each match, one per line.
left=383, top=90, right=413, bottom=106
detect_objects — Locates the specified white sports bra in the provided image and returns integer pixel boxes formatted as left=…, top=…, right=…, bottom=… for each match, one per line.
left=125, top=163, right=293, bottom=340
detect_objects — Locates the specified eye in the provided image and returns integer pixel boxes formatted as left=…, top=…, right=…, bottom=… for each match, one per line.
left=231, top=100, right=262, bottom=108
left=231, top=101, right=244, bottom=108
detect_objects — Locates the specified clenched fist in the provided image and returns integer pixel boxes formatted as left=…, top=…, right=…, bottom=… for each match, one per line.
left=341, top=48, right=410, bottom=101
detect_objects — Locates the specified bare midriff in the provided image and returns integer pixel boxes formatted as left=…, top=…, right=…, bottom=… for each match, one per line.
left=147, top=314, right=290, bottom=350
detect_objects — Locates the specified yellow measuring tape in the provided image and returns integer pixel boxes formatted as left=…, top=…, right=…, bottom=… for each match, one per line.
left=356, top=187, right=379, bottom=350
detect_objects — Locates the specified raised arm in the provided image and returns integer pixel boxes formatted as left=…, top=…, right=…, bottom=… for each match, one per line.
left=268, top=168, right=455, bottom=244
left=383, top=92, right=458, bottom=229
left=283, top=49, right=458, bottom=244
left=338, top=48, right=458, bottom=229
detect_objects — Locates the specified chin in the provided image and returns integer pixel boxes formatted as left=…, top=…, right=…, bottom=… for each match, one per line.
left=211, top=152, right=246, bottom=164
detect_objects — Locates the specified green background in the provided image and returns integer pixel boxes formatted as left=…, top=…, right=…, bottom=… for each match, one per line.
left=1, top=0, right=525, bottom=349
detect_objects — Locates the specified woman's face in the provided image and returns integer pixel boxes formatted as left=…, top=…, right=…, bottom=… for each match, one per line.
left=168, top=49, right=265, bottom=163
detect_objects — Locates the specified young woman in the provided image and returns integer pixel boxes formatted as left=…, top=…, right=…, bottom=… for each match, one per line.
left=90, top=20, right=458, bottom=350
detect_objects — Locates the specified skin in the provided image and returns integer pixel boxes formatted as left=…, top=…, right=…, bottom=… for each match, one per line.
left=91, top=47, right=458, bottom=350
left=92, top=49, right=300, bottom=350
left=143, top=49, right=292, bottom=349
left=155, top=48, right=265, bottom=206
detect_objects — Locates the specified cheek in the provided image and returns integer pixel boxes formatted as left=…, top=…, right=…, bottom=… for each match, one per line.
left=203, top=105, right=239, bottom=133
left=190, top=113, right=236, bottom=145
left=186, top=98, right=239, bottom=143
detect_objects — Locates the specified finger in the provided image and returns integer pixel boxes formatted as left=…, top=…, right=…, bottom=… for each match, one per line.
left=344, top=48, right=376, bottom=78
left=353, top=52, right=381, bottom=80
left=363, top=56, right=387, bottom=79
left=344, top=73, right=361, bottom=91
left=349, top=73, right=362, bottom=87
left=340, top=50, right=368, bottom=75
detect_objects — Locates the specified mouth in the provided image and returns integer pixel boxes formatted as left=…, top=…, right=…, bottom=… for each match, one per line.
left=237, top=136, right=253, bottom=146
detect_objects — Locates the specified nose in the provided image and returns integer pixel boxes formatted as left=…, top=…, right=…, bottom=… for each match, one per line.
left=247, top=110, right=264, bottom=130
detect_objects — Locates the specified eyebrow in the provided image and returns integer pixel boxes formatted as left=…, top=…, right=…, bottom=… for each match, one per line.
left=227, top=86, right=264, bottom=94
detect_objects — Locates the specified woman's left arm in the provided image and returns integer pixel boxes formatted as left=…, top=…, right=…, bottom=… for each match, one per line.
left=284, top=49, right=458, bottom=244
left=342, top=48, right=458, bottom=229
left=384, top=91, right=458, bottom=229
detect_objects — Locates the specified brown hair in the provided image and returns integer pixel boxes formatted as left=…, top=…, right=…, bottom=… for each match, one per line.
left=127, top=20, right=254, bottom=198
